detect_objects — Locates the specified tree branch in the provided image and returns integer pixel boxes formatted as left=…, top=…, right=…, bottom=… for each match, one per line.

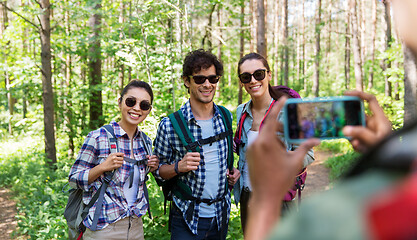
left=33, top=0, right=42, bottom=8
left=0, top=1, right=40, bottom=31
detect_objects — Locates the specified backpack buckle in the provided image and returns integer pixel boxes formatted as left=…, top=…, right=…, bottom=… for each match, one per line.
left=186, top=140, right=201, bottom=152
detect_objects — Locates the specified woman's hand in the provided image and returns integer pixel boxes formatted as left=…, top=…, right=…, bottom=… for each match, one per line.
left=101, top=152, right=125, bottom=172
left=342, top=91, right=392, bottom=153
left=88, top=152, right=124, bottom=184
left=147, top=155, right=159, bottom=172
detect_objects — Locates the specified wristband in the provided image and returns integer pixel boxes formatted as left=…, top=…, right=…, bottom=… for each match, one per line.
left=174, top=161, right=181, bottom=175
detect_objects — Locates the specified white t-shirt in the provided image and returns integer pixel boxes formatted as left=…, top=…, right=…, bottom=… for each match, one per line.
left=242, top=130, right=258, bottom=191
left=196, top=118, right=220, bottom=217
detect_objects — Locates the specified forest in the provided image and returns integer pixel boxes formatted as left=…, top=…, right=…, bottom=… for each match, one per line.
left=0, top=0, right=416, bottom=239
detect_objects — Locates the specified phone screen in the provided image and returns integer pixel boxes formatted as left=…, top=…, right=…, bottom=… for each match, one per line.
left=285, top=98, right=364, bottom=141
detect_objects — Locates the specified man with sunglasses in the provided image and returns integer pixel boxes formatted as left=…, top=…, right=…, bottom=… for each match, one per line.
left=153, top=49, right=240, bottom=239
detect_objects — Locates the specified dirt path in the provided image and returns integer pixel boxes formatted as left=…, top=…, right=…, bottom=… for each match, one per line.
left=0, top=188, right=18, bottom=240
left=303, top=149, right=334, bottom=198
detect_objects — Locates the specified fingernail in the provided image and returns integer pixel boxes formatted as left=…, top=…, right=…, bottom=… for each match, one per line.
left=343, top=126, right=352, bottom=135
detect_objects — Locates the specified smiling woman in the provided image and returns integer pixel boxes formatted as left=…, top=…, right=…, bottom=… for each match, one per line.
left=233, top=52, right=315, bottom=233
left=68, top=80, right=160, bottom=240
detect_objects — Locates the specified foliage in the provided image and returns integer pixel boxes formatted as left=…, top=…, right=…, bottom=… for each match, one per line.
left=0, top=133, right=244, bottom=239
left=0, top=0, right=410, bottom=238
left=318, top=140, right=360, bottom=182
left=324, top=150, right=360, bottom=182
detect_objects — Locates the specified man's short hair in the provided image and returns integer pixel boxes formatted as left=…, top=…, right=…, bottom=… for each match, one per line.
left=182, top=49, right=224, bottom=79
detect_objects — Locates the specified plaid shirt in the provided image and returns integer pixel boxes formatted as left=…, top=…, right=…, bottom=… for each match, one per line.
left=68, top=121, right=151, bottom=230
left=153, top=100, right=232, bottom=235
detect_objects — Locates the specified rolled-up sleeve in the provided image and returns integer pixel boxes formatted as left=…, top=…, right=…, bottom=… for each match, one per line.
left=152, top=117, right=173, bottom=181
left=69, top=132, right=99, bottom=192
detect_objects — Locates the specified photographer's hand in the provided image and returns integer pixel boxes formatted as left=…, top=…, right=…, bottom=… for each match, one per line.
left=245, top=97, right=320, bottom=240
left=342, top=91, right=392, bottom=153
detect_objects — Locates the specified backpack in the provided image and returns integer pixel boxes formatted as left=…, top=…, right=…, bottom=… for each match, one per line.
left=155, top=105, right=234, bottom=214
left=64, top=124, right=152, bottom=240
left=233, top=101, right=307, bottom=203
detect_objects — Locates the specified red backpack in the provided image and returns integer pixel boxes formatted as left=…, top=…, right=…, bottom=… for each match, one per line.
left=233, top=100, right=307, bottom=203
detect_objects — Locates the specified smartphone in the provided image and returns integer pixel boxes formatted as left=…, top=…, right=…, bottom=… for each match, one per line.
left=283, top=96, right=365, bottom=143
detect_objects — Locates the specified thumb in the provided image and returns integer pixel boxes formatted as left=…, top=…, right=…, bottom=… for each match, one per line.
left=292, top=138, right=320, bottom=161
left=343, top=125, right=375, bottom=145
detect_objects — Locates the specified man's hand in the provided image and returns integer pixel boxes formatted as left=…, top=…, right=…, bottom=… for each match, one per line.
left=227, top=167, right=240, bottom=186
left=147, top=155, right=159, bottom=172
left=342, top=91, right=392, bottom=153
left=245, top=97, right=320, bottom=240
left=178, top=152, right=201, bottom=173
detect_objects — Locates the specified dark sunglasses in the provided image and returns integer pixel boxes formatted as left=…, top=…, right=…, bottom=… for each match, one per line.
left=125, top=97, right=151, bottom=111
left=239, top=69, right=268, bottom=84
left=190, top=75, right=220, bottom=84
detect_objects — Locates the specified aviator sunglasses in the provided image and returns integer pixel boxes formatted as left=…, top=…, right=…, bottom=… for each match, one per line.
left=125, top=97, right=151, bottom=111
left=189, top=75, right=220, bottom=84
left=239, top=69, right=268, bottom=84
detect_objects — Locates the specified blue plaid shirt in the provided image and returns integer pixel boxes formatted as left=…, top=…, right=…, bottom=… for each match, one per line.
left=68, top=121, right=152, bottom=230
left=153, top=100, right=232, bottom=235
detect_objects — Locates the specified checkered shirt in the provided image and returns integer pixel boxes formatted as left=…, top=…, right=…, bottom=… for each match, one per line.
left=68, top=121, right=152, bottom=230
left=153, top=100, right=232, bottom=235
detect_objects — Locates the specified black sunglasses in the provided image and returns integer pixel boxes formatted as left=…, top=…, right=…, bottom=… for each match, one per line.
left=125, top=97, right=151, bottom=111
left=239, top=69, right=268, bottom=84
left=190, top=75, right=220, bottom=84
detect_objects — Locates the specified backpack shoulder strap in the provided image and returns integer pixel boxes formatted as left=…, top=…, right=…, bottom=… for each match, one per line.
left=168, top=110, right=200, bottom=152
left=217, top=105, right=234, bottom=171
left=103, top=124, right=118, bottom=154
left=234, top=104, right=248, bottom=156
left=140, top=131, right=152, bottom=156
left=89, top=124, right=118, bottom=230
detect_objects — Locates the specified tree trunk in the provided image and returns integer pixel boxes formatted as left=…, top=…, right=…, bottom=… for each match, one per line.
left=282, top=0, right=288, bottom=86
left=302, top=0, right=307, bottom=93
left=368, top=0, right=377, bottom=89
left=344, top=1, right=351, bottom=89
left=88, top=0, right=103, bottom=130
left=404, top=46, right=417, bottom=126
left=313, top=0, right=321, bottom=97
left=250, top=0, right=256, bottom=52
left=2, top=0, right=12, bottom=135
left=65, top=1, right=74, bottom=158
left=383, top=0, right=392, bottom=97
left=238, top=0, right=244, bottom=105
left=5, top=60, right=12, bottom=135
left=273, top=0, right=279, bottom=86
left=359, top=0, right=366, bottom=70
left=256, top=0, right=266, bottom=58
left=325, top=0, right=333, bottom=75
left=350, top=0, right=363, bottom=91
left=118, top=0, right=125, bottom=93
left=203, top=4, right=216, bottom=51
left=0, top=0, right=7, bottom=35
left=39, top=0, right=57, bottom=165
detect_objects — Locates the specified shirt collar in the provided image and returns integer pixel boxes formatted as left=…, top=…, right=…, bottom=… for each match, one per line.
left=243, top=98, right=275, bottom=118
left=110, top=120, right=141, bottom=139
left=180, top=99, right=221, bottom=123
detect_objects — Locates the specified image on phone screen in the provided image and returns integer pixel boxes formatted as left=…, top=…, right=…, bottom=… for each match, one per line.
left=286, top=99, right=364, bottom=140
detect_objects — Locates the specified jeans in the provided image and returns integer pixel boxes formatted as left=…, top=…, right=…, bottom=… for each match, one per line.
left=170, top=204, right=228, bottom=240
left=239, top=187, right=251, bottom=234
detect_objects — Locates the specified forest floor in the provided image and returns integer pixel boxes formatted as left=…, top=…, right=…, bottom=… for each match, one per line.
left=0, top=188, right=21, bottom=240
left=303, top=149, right=333, bottom=198
left=0, top=149, right=333, bottom=239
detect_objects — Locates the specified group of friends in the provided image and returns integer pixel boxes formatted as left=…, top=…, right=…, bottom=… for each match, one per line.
left=69, top=50, right=291, bottom=240
left=68, top=0, right=417, bottom=239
